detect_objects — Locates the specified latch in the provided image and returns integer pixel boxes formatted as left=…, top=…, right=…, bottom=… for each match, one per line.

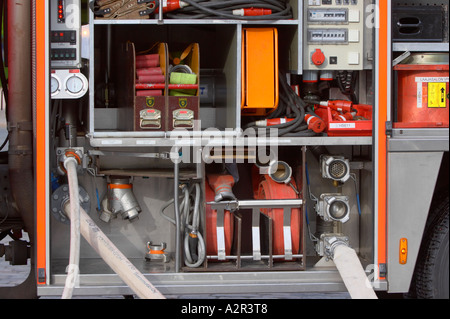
left=140, top=108, right=161, bottom=129
left=173, top=109, right=194, bottom=129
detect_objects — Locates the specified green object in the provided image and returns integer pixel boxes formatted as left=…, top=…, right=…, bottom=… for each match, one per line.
left=169, top=72, right=197, bottom=96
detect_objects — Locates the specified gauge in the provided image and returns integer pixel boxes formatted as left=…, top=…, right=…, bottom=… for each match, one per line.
left=51, top=75, right=60, bottom=95
left=65, top=75, right=84, bottom=94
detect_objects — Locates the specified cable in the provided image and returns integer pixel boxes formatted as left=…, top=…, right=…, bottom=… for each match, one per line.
left=336, top=70, right=358, bottom=104
left=350, top=173, right=361, bottom=216
left=245, top=71, right=321, bottom=137
left=166, top=0, right=292, bottom=20
left=159, top=182, right=205, bottom=268
left=305, top=162, right=319, bottom=243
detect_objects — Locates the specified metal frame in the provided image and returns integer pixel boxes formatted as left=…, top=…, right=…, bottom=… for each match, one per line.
left=32, top=0, right=388, bottom=297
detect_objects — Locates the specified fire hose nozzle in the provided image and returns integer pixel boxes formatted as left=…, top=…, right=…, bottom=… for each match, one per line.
left=207, top=174, right=236, bottom=202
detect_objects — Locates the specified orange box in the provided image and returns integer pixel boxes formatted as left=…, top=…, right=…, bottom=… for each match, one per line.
left=393, top=64, right=449, bottom=128
left=241, top=28, right=279, bottom=116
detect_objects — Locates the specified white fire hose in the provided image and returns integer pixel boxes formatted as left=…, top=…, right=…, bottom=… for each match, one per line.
left=63, top=202, right=165, bottom=299
left=61, top=157, right=81, bottom=299
left=62, top=155, right=165, bottom=299
left=332, top=244, right=378, bottom=299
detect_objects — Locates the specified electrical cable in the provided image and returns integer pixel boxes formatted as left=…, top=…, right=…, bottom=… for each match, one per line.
left=336, top=70, right=358, bottom=104
left=245, top=71, right=321, bottom=137
left=159, top=181, right=205, bottom=268
left=350, top=173, right=362, bottom=217
left=166, top=0, right=292, bottom=20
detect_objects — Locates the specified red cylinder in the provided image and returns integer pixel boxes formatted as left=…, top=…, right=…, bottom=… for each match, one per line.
left=205, top=181, right=234, bottom=258
left=255, top=176, right=302, bottom=258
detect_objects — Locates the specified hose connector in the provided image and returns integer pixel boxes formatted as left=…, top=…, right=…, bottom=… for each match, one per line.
left=101, top=177, right=142, bottom=222
left=315, top=233, right=349, bottom=259
left=57, top=147, right=84, bottom=175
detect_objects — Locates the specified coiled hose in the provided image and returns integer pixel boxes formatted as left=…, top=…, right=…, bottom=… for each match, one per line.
left=166, top=0, right=292, bottom=20
left=160, top=182, right=206, bottom=268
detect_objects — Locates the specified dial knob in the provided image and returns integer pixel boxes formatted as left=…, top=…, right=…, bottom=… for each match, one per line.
left=66, top=75, right=84, bottom=94
left=51, top=75, right=60, bottom=95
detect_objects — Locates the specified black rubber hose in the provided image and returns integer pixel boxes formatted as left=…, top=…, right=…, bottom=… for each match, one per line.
left=167, top=0, right=292, bottom=20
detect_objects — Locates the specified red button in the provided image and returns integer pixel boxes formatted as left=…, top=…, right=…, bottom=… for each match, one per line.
left=312, top=49, right=326, bottom=66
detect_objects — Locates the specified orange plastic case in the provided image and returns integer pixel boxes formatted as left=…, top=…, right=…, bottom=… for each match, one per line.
left=241, top=27, right=279, bottom=116
left=394, top=64, right=449, bottom=128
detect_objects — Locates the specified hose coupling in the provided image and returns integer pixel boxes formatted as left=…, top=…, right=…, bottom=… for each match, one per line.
left=145, top=242, right=170, bottom=263
left=315, top=233, right=349, bottom=260
left=57, top=147, right=84, bottom=174
left=101, top=176, right=142, bottom=222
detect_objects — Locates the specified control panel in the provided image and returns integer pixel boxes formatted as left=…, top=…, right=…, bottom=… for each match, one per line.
left=303, top=0, right=367, bottom=71
left=50, top=0, right=81, bottom=69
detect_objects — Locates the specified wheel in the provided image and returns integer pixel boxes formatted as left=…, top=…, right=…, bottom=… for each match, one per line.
left=413, top=194, right=449, bottom=299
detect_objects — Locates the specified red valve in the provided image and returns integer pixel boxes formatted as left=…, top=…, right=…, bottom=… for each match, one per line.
left=312, top=49, right=326, bottom=66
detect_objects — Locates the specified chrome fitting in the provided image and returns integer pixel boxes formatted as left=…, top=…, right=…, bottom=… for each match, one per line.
left=315, top=233, right=349, bottom=258
left=102, top=177, right=141, bottom=222
left=145, top=242, right=170, bottom=263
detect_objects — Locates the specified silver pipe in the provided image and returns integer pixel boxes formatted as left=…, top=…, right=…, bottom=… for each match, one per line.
left=173, top=152, right=181, bottom=272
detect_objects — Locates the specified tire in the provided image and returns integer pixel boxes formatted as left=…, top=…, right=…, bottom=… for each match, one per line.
left=413, top=194, right=449, bottom=299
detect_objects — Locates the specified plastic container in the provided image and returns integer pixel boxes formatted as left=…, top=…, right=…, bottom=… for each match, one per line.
left=315, top=104, right=372, bottom=137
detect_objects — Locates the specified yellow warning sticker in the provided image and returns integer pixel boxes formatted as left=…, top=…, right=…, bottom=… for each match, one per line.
left=428, top=83, right=447, bottom=108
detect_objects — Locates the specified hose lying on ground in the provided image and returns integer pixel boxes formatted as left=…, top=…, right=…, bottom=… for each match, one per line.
left=63, top=203, right=165, bottom=299
left=333, top=244, right=378, bottom=299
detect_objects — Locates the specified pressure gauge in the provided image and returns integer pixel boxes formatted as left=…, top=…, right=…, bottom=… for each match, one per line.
left=51, top=74, right=61, bottom=96
left=65, top=75, right=84, bottom=94
left=52, top=69, right=88, bottom=99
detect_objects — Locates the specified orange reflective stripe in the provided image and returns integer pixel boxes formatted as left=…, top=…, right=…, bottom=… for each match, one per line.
left=149, top=250, right=164, bottom=255
left=377, top=0, right=389, bottom=279
left=35, top=0, right=47, bottom=285
left=108, top=184, right=132, bottom=189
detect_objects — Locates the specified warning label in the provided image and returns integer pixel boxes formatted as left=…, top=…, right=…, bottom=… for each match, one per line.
left=415, top=77, right=449, bottom=109
left=428, top=83, right=447, bottom=108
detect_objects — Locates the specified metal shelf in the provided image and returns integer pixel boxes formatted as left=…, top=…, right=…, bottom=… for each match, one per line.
left=393, top=42, right=449, bottom=52
left=93, top=18, right=300, bottom=25
left=88, top=133, right=373, bottom=148
left=388, top=128, right=449, bottom=152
